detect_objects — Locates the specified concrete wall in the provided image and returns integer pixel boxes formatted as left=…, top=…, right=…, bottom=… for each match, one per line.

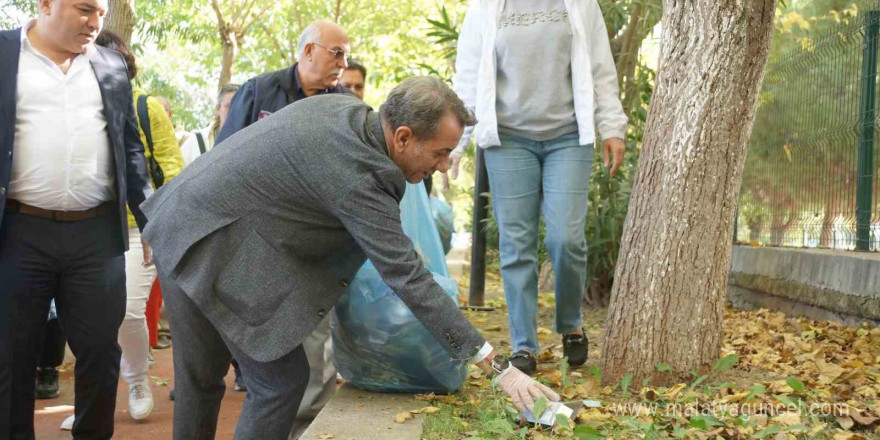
left=728, top=246, right=880, bottom=326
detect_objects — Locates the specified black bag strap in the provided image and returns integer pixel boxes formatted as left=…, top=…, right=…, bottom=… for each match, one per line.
left=136, top=95, right=155, bottom=157
left=196, top=132, right=207, bottom=155
left=136, top=95, right=164, bottom=188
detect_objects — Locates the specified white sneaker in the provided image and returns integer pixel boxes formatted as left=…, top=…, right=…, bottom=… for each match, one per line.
left=129, top=381, right=154, bottom=420
left=60, top=414, right=74, bottom=430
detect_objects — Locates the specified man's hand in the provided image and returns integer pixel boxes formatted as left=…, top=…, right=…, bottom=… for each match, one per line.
left=448, top=152, right=463, bottom=180
left=141, top=236, right=153, bottom=266
left=494, top=366, right=560, bottom=414
left=602, top=137, right=626, bottom=177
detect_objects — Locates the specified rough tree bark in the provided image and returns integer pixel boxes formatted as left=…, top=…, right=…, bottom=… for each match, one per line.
left=601, top=0, right=777, bottom=386
left=104, top=0, right=136, bottom=45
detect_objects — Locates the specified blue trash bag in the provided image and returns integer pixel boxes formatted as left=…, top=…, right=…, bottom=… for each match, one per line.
left=429, top=196, right=454, bottom=256
left=331, top=182, right=468, bottom=394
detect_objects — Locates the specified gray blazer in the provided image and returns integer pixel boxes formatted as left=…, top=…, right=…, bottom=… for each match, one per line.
left=141, top=95, right=486, bottom=363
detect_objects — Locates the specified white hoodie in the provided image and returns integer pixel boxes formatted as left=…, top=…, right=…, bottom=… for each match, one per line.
left=452, top=0, right=627, bottom=152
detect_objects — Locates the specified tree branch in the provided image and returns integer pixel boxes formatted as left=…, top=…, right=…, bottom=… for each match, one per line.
left=334, top=0, right=343, bottom=23
left=259, top=21, right=290, bottom=63
left=211, top=0, right=228, bottom=37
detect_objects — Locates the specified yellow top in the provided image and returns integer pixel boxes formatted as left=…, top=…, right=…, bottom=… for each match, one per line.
left=128, top=90, right=185, bottom=228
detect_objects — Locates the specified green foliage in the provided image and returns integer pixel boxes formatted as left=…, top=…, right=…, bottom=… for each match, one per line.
left=737, top=0, right=880, bottom=249
left=711, top=354, right=740, bottom=373
left=786, top=376, right=806, bottom=392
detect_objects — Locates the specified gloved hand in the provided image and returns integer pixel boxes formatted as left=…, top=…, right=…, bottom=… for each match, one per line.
left=493, top=366, right=560, bottom=413
left=448, top=152, right=463, bottom=180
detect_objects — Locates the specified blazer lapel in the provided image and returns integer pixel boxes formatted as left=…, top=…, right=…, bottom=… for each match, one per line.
left=88, top=48, right=116, bottom=121
left=88, top=47, right=126, bottom=183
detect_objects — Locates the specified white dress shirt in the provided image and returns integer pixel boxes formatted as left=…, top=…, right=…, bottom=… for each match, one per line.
left=9, top=22, right=116, bottom=211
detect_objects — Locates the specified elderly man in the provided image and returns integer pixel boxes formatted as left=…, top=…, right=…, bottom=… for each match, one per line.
left=0, top=0, right=153, bottom=437
left=215, top=20, right=353, bottom=144
left=143, top=77, right=558, bottom=440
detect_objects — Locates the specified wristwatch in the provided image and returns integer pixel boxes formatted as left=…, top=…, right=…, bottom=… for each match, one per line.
left=490, top=354, right=510, bottom=376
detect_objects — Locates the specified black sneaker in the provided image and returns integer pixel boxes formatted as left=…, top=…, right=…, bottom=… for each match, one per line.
left=509, top=349, right=537, bottom=376
left=169, top=388, right=175, bottom=401
left=35, top=367, right=60, bottom=399
left=563, top=331, right=588, bottom=367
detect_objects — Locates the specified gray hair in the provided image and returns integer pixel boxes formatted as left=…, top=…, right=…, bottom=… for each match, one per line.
left=218, top=83, right=240, bottom=105
left=296, top=21, right=325, bottom=59
left=380, top=77, right=475, bottom=140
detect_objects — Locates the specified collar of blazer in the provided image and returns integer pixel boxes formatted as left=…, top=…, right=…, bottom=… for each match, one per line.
left=87, top=46, right=117, bottom=111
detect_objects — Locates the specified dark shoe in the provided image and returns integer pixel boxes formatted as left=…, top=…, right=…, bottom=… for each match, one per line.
left=35, top=367, right=60, bottom=399
left=563, top=331, right=588, bottom=367
left=509, top=350, right=537, bottom=376
left=169, top=388, right=175, bottom=401
left=153, top=333, right=172, bottom=350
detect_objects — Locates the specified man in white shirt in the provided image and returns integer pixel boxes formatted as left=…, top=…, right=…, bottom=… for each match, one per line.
left=0, top=0, right=153, bottom=437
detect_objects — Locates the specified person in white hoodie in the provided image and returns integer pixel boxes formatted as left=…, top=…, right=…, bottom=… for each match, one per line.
left=449, top=0, right=628, bottom=374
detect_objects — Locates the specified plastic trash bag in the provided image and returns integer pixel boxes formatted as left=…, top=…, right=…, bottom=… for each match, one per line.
left=429, top=196, right=454, bottom=256
left=331, top=182, right=468, bottom=394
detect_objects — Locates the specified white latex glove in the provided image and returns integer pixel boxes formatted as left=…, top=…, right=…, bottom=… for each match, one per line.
left=493, top=366, right=560, bottom=413
left=448, top=152, right=463, bottom=180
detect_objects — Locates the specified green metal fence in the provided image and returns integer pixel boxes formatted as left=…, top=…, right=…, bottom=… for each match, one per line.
left=735, top=6, right=880, bottom=251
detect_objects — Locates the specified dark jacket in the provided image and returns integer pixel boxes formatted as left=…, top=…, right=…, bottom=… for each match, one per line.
left=142, top=95, right=486, bottom=363
left=215, top=62, right=352, bottom=145
left=0, top=28, right=153, bottom=251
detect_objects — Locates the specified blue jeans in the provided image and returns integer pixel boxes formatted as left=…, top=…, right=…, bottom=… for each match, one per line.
left=485, top=132, right=593, bottom=354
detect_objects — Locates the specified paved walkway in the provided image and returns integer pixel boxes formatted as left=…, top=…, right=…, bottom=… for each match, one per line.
left=33, top=347, right=245, bottom=439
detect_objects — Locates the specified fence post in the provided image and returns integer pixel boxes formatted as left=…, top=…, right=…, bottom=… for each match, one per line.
left=467, top=147, right=489, bottom=307
left=857, top=11, right=879, bottom=251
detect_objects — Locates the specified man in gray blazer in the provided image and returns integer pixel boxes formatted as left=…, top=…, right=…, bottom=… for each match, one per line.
left=142, top=77, right=558, bottom=439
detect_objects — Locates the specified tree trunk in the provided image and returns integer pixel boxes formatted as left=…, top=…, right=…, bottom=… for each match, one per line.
left=218, top=30, right=240, bottom=89
left=104, top=0, right=136, bottom=45
left=601, top=0, right=776, bottom=387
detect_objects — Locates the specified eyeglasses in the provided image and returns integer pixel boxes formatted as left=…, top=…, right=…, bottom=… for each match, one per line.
left=312, top=43, right=350, bottom=60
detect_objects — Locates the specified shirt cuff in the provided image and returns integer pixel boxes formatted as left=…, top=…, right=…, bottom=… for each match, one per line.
left=470, top=341, right=493, bottom=364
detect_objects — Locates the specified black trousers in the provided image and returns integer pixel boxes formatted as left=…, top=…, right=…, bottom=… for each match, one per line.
left=0, top=207, right=126, bottom=440
left=39, top=318, right=67, bottom=368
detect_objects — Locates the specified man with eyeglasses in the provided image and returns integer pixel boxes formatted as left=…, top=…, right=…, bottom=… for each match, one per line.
left=212, top=18, right=352, bottom=439
left=215, top=19, right=353, bottom=145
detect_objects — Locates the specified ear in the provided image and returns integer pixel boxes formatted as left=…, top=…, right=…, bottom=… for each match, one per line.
left=392, top=126, right=415, bottom=155
left=302, top=43, right=314, bottom=60
left=38, top=0, right=54, bottom=15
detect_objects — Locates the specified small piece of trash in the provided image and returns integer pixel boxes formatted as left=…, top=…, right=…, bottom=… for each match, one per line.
left=583, top=399, right=602, bottom=408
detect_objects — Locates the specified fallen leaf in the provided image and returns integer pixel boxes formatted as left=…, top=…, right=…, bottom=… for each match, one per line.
left=318, top=434, right=334, bottom=439
left=412, top=406, right=440, bottom=414
left=837, top=416, right=855, bottom=430
left=394, top=411, right=413, bottom=423
left=150, top=376, right=169, bottom=387
left=817, top=359, right=845, bottom=384
left=851, top=411, right=880, bottom=428
left=484, top=324, right=502, bottom=331
left=662, top=383, right=687, bottom=399
left=773, top=411, right=802, bottom=427
left=536, top=349, right=556, bottom=363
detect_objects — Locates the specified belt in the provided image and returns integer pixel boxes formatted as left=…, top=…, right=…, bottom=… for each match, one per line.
left=5, top=199, right=114, bottom=222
